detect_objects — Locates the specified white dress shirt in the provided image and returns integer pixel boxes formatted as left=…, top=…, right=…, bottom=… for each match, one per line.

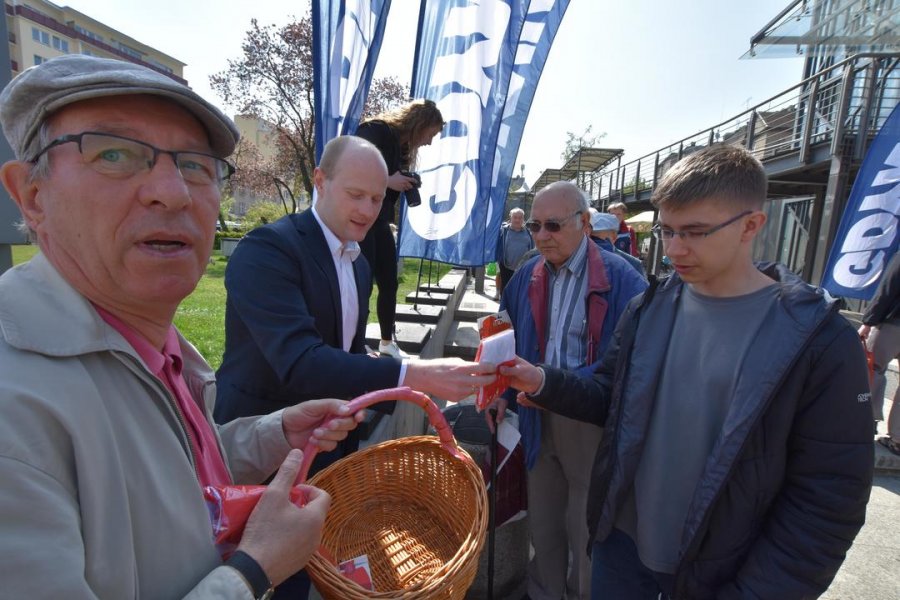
left=311, top=206, right=359, bottom=352
left=311, top=207, right=407, bottom=384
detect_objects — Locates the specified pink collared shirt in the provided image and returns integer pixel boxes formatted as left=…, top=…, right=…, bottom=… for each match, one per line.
left=95, top=306, right=232, bottom=487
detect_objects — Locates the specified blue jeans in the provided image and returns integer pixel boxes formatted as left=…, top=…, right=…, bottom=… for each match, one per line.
left=591, top=529, right=675, bottom=599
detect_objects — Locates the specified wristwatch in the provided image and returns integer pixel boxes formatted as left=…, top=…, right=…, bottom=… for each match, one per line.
left=225, top=550, right=274, bottom=600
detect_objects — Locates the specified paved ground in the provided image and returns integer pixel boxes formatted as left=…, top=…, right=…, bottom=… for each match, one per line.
left=822, top=474, right=900, bottom=599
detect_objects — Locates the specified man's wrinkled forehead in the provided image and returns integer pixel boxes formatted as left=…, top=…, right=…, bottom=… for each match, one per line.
left=532, top=189, right=578, bottom=217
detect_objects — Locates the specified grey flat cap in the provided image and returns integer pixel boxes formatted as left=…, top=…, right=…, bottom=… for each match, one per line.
left=0, top=55, right=239, bottom=160
left=591, top=211, right=620, bottom=232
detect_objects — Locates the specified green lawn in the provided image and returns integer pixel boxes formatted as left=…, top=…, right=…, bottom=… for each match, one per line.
left=174, top=255, right=228, bottom=368
left=11, top=244, right=38, bottom=264
left=11, top=245, right=451, bottom=369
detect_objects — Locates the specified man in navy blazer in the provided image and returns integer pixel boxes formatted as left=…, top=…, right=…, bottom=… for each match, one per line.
left=215, top=136, right=493, bottom=455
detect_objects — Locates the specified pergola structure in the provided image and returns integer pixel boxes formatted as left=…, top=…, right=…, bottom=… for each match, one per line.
left=531, top=147, right=623, bottom=196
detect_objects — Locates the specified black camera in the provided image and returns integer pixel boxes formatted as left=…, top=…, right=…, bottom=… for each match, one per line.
left=401, top=170, right=422, bottom=207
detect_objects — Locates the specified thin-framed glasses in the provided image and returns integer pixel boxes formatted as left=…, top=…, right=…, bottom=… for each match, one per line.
left=651, top=210, right=752, bottom=242
left=28, top=131, right=236, bottom=185
left=525, top=210, right=583, bottom=233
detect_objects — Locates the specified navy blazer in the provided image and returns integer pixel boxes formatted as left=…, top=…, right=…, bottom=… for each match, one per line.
left=214, top=210, right=402, bottom=425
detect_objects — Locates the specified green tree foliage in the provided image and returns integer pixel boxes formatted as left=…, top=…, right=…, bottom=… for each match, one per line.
left=243, top=201, right=286, bottom=230
left=561, top=125, right=606, bottom=162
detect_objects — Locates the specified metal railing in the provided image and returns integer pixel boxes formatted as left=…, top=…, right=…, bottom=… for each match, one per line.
left=593, top=52, right=900, bottom=206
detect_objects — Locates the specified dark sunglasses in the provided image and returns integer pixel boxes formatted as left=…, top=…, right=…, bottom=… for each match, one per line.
left=525, top=210, right=583, bottom=233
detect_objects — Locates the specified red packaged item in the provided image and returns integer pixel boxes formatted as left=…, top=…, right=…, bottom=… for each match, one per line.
left=203, top=485, right=307, bottom=559
left=338, top=555, right=375, bottom=591
left=474, top=311, right=516, bottom=411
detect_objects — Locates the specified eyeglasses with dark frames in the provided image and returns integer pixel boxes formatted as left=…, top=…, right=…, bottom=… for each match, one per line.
left=525, top=210, right=583, bottom=234
left=28, top=131, right=236, bottom=185
left=651, top=210, right=752, bottom=242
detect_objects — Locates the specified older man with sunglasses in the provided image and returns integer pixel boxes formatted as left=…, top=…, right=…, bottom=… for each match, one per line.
left=0, top=56, right=367, bottom=599
left=490, top=181, right=647, bottom=600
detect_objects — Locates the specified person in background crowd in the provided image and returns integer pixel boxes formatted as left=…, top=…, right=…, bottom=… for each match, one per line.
left=495, top=207, right=534, bottom=298
left=355, top=100, right=445, bottom=358
left=491, top=181, right=647, bottom=600
left=498, top=145, right=872, bottom=599
left=0, top=55, right=366, bottom=600
left=588, top=209, right=646, bottom=278
left=860, top=251, right=900, bottom=455
left=607, top=201, right=639, bottom=257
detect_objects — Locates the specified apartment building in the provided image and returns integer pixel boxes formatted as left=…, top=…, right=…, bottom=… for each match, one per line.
left=5, top=0, right=185, bottom=83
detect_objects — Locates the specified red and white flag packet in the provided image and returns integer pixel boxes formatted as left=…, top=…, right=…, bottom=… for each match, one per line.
left=474, top=311, right=516, bottom=411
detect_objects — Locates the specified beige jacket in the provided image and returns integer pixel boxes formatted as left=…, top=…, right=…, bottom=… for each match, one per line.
left=0, top=254, right=292, bottom=599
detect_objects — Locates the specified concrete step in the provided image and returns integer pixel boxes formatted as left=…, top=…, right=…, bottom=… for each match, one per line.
left=456, top=282, right=501, bottom=321
left=438, top=269, right=468, bottom=289
left=457, top=299, right=501, bottom=322
left=418, top=284, right=456, bottom=294
left=394, top=304, right=444, bottom=324
left=405, top=290, right=452, bottom=306
left=365, top=321, right=432, bottom=354
left=444, top=321, right=480, bottom=360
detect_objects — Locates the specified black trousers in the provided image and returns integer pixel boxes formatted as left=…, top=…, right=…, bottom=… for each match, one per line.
left=360, top=218, right=398, bottom=341
left=498, top=264, right=515, bottom=297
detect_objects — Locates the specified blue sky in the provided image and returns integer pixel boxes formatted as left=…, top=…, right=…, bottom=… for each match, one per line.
left=64, top=0, right=804, bottom=185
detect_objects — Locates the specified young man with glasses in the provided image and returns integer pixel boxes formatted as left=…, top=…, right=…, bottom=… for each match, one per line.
left=491, top=181, right=647, bottom=600
left=494, top=145, right=872, bottom=598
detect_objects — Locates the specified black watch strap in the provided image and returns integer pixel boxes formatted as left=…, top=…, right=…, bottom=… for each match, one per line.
left=225, top=550, right=273, bottom=599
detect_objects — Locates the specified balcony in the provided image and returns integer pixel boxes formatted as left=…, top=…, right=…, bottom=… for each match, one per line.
left=592, top=53, right=900, bottom=206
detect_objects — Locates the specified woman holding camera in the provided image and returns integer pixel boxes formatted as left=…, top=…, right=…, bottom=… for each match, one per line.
left=355, top=99, right=445, bottom=358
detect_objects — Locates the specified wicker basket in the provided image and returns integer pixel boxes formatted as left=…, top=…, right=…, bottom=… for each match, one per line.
left=297, top=387, right=489, bottom=599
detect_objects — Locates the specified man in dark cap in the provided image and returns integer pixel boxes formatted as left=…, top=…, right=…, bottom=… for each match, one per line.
left=0, top=55, right=365, bottom=599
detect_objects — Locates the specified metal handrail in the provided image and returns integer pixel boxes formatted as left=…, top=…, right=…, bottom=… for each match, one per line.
left=593, top=52, right=900, bottom=205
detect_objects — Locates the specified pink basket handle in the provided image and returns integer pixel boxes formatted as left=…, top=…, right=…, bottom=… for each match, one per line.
left=295, top=387, right=466, bottom=485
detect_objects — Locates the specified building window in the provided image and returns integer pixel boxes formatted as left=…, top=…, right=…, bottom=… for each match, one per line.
left=52, top=36, right=69, bottom=53
left=146, top=58, right=173, bottom=74
left=74, top=25, right=104, bottom=44
left=34, top=55, right=46, bottom=65
left=31, top=27, right=49, bottom=45
left=117, top=43, right=143, bottom=60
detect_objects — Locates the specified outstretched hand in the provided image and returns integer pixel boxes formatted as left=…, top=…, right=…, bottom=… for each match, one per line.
left=483, top=357, right=544, bottom=432
left=404, top=357, right=497, bottom=401
left=499, top=356, right=544, bottom=395
left=281, top=399, right=366, bottom=451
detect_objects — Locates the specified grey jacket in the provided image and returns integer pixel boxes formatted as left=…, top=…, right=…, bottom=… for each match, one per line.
left=534, top=264, right=873, bottom=598
left=0, top=253, right=292, bottom=599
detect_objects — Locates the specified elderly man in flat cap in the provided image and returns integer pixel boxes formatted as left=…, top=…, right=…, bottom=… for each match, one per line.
left=0, top=55, right=366, bottom=599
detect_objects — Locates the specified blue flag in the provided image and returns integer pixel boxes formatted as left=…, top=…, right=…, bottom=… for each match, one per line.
left=313, top=0, right=393, bottom=161
left=399, top=0, right=569, bottom=265
left=822, top=102, right=900, bottom=300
